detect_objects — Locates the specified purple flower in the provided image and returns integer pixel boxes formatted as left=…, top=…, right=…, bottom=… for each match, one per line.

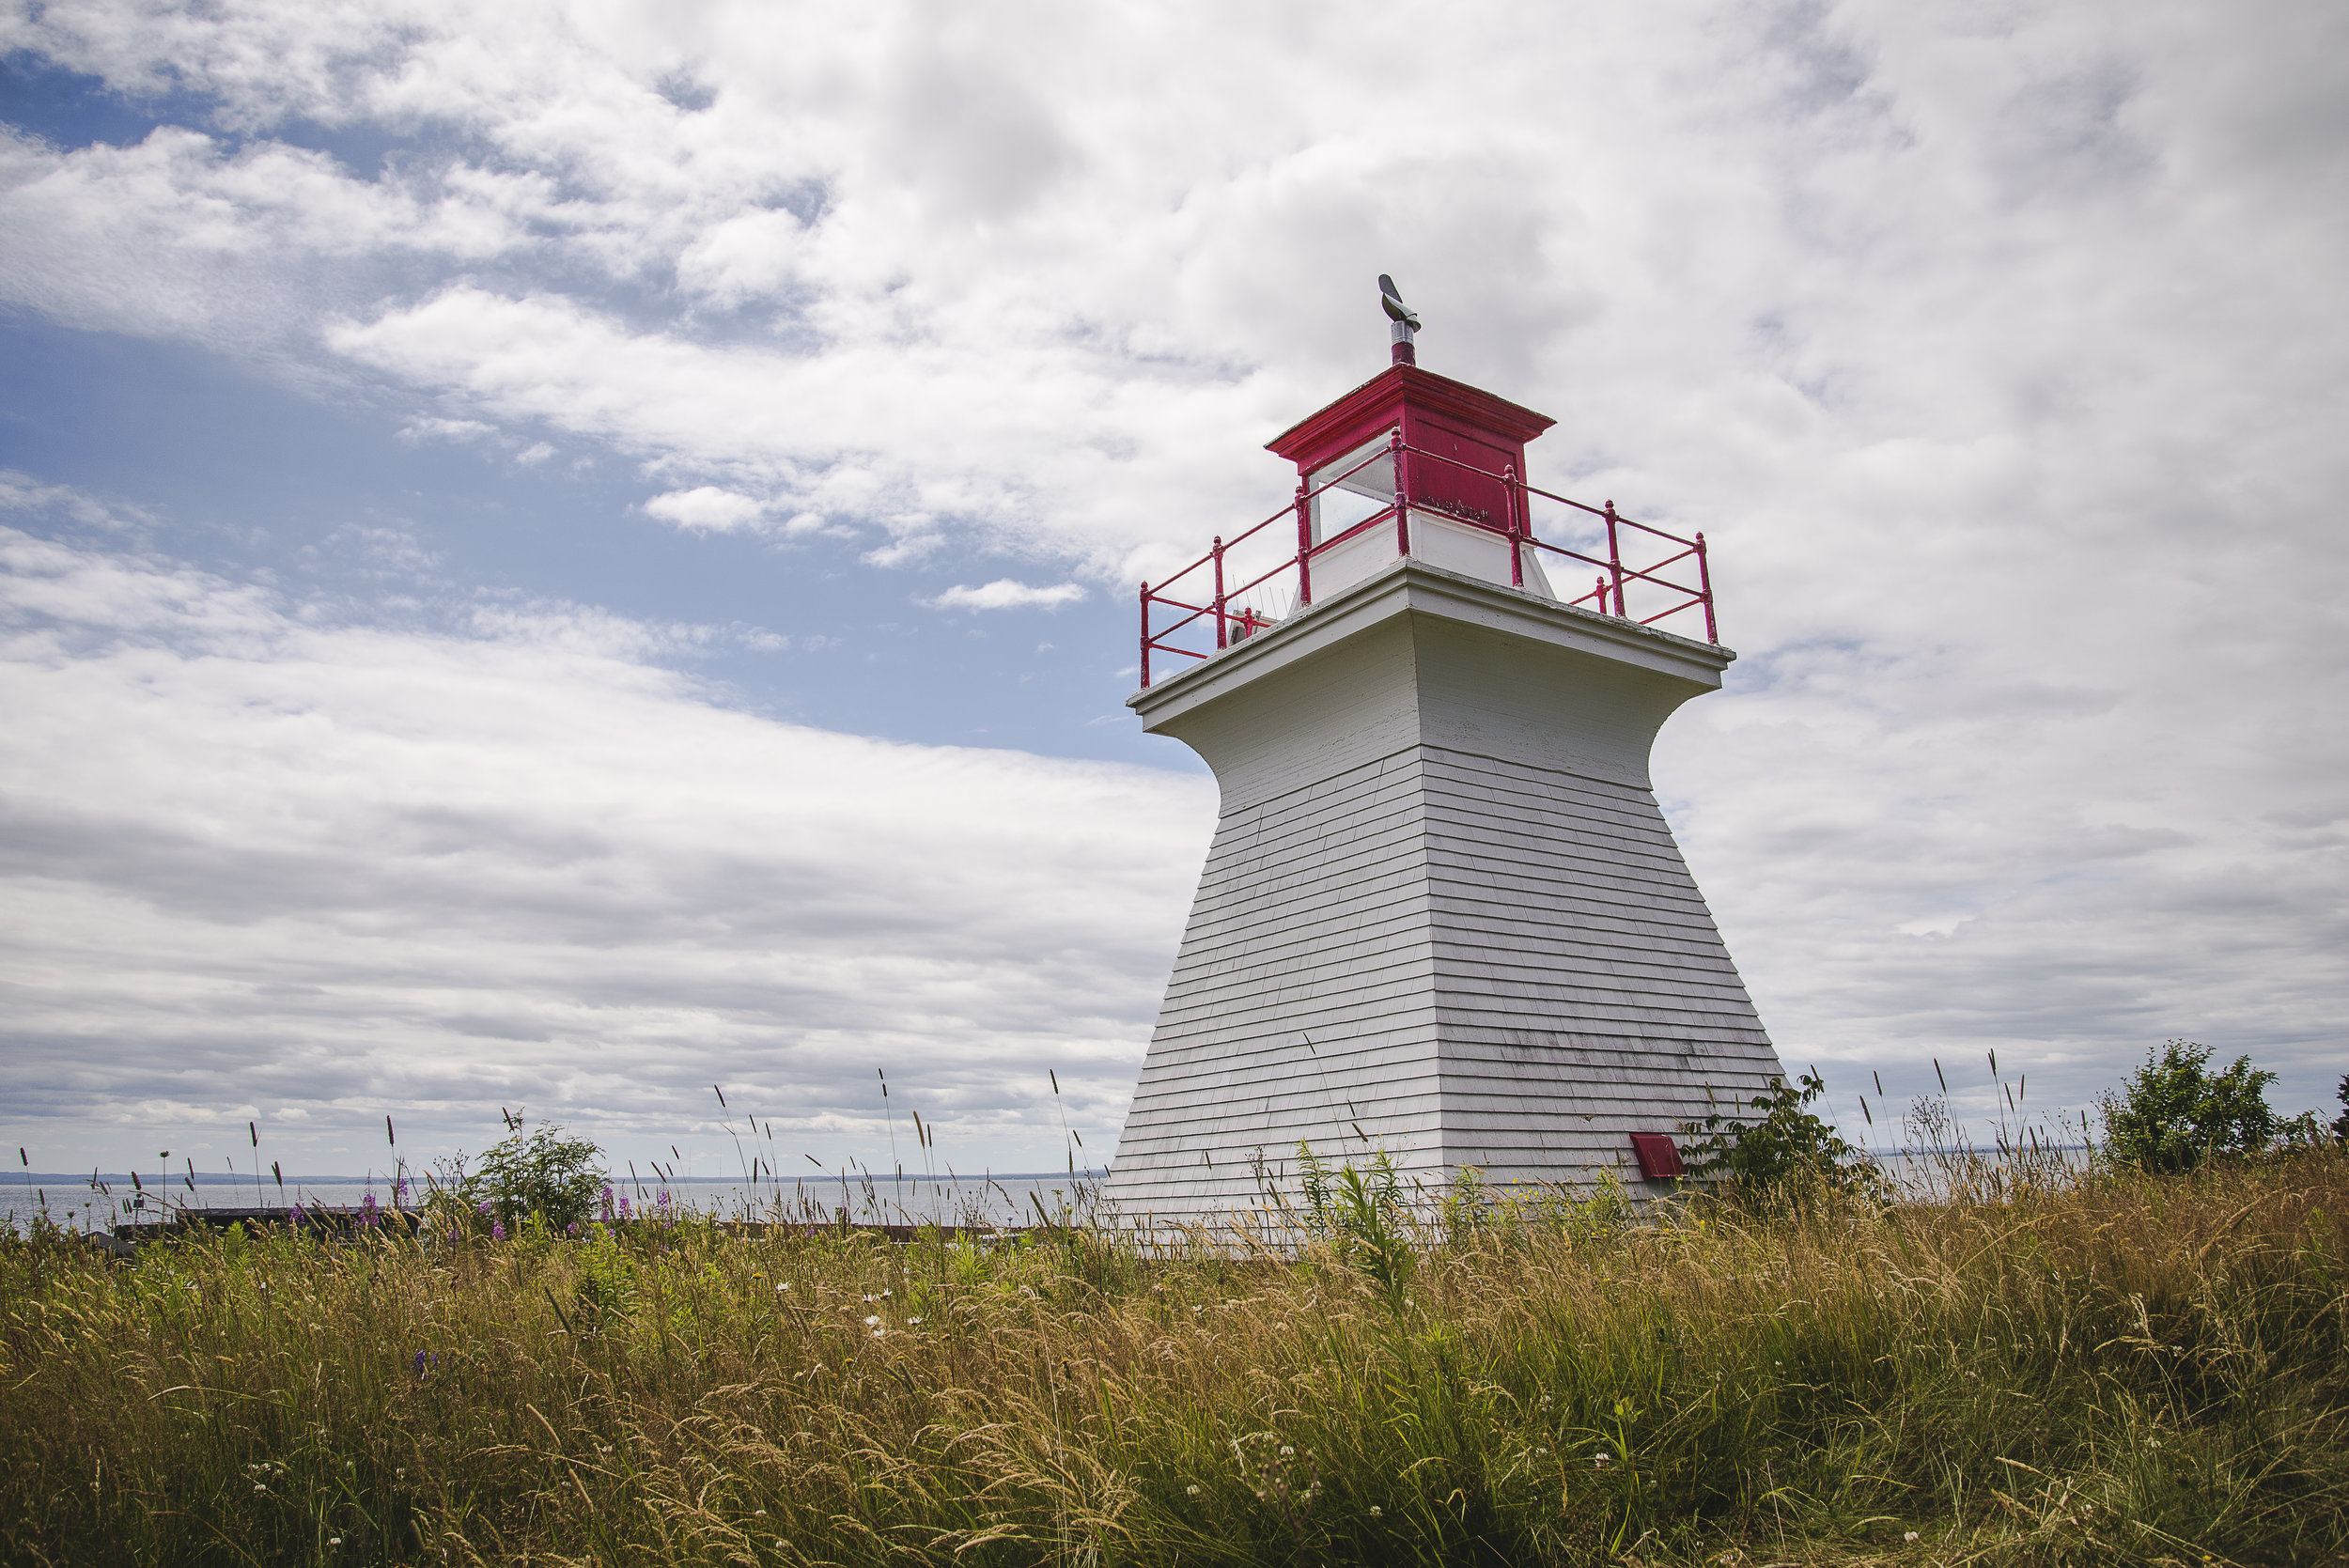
left=476, top=1200, right=493, bottom=1217
left=412, top=1349, right=436, bottom=1375
left=394, top=1178, right=409, bottom=1200
left=616, top=1196, right=631, bottom=1217
left=290, top=1203, right=307, bottom=1226
left=567, top=1220, right=581, bottom=1235
left=491, top=1221, right=506, bottom=1241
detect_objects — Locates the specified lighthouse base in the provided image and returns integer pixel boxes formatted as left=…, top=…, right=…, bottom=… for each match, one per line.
left=1101, top=560, right=1782, bottom=1229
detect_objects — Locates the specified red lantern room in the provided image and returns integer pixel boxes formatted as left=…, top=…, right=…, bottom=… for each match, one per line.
left=1265, top=361, right=1558, bottom=605
left=1138, top=276, right=1719, bottom=687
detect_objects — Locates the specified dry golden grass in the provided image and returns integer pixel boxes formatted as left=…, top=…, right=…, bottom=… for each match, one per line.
left=2, top=1152, right=2344, bottom=1566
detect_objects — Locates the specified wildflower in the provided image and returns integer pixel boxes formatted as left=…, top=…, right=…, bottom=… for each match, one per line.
left=864, top=1315, right=880, bottom=1327
left=1186, top=1484, right=1201, bottom=1496
left=777, top=1282, right=790, bottom=1293
left=477, top=1200, right=493, bottom=1216
left=1905, top=1531, right=1920, bottom=1543
left=908, top=1315, right=923, bottom=1326
left=328, top=1538, right=341, bottom=1547
left=1535, top=1447, right=1549, bottom=1456
left=1594, top=1452, right=1611, bottom=1468
left=870, top=1327, right=885, bottom=1338
left=1369, top=1506, right=1383, bottom=1518
left=1280, top=1445, right=1294, bottom=1457
left=253, top=1483, right=267, bottom=1493
left=491, top=1221, right=506, bottom=1241
left=754, top=1510, right=767, bottom=1517
left=568, top=1220, right=581, bottom=1235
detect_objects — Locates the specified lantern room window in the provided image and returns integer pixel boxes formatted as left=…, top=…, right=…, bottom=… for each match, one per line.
left=1306, top=429, right=1397, bottom=545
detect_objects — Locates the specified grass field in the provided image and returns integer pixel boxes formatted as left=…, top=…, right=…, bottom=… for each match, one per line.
left=2, top=1151, right=2342, bottom=1565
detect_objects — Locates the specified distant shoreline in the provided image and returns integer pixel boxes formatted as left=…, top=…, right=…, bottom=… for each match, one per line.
left=11, top=1170, right=1114, bottom=1188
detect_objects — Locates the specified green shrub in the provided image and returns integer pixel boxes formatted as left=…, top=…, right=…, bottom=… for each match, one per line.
left=442, top=1122, right=607, bottom=1232
left=2099, top=1038, right=2278, bottom=1172
left=1677, top=1069, right=1881, bottom=1199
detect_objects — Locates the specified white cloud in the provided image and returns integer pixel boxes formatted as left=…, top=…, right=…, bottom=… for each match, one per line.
left=397, top=416, right=496, bottom=445
left=0, top=469, right=150, bottom=530
left=642, top=485, right=769, bottom=533
left=925, top=580, right=1085, bottom=612
left=0, top=527, right=1214, bottom=1172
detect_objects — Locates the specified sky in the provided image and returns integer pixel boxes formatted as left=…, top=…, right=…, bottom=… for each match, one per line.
left=1, top=0, right=2342, bottom=1183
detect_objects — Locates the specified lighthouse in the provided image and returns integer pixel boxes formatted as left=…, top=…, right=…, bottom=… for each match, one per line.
left=1101, top=280, right=1787, bottom=1226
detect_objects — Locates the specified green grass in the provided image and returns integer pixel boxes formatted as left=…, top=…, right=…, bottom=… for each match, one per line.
left=2, top=1154, right=2344, bottom=1566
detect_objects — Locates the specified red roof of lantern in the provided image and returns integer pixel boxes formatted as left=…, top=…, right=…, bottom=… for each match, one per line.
left=1266, top=365, right=1557, bottom=536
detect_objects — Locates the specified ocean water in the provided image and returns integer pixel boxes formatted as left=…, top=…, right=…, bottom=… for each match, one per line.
left=2, top=1170, right=1110, bottom=1236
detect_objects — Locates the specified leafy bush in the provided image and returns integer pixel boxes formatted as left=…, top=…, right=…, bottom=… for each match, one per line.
left=443, top=1122, right=607, bottom=1233
left=1678, top=1070, right=1882, bottom=1199
left=2098, top=1038, right=2278, bottom=1172
left=2334, top=1074, right=2349, bottom=1146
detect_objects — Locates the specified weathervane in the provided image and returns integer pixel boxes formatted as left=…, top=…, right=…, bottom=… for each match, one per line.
left=1378, top=273, right=1421, bottom=365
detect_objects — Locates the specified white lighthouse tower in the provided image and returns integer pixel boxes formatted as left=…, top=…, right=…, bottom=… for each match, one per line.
left=1102, top=281, right=1786, bottom=1226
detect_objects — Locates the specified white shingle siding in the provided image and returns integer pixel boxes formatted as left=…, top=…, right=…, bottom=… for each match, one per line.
left=1103, top=561, right=1784, bottom=1228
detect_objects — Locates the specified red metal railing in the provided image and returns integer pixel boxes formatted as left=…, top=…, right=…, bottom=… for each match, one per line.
left=1139, top=436, right=1717, bottom=687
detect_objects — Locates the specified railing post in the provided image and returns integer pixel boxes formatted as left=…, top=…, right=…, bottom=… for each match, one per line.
left=1138, top=581, right=1151, bottom=689
left=1390, top=429, right=1410, bottom=557
left=1695, top=531, right=1718, bottom=644
left=1504, top=463, right=1523, bottom=588
left=1211, top=536, right=1227, bottom=650
left=1294, top=481, right=1313, bottom=607
left=1604, top=500, right=1626, bottom=616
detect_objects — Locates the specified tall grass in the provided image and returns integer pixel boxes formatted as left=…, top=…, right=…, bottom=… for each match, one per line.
left=2, top=1152, right=2343, bottom=1565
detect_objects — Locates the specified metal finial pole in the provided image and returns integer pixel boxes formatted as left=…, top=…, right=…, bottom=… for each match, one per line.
left=1378, top=274, right=1420, bottom=366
